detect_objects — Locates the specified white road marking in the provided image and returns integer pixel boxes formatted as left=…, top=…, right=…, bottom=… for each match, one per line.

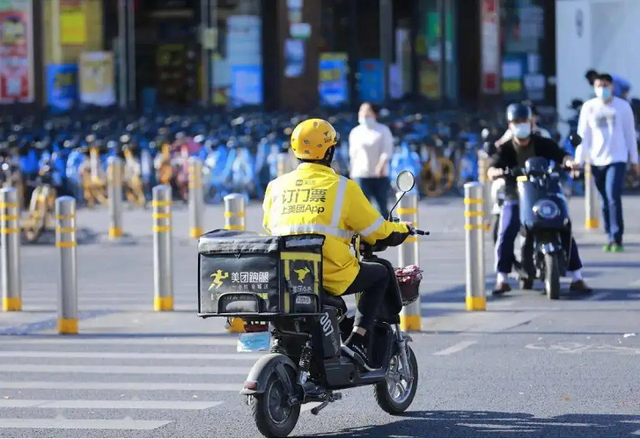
left=585, top=292, right=613, bottom=301
left=0, top=418, right=172, bottom=430
left=433, top=340, right=477, bottom=356
left=0, top=381, right=241, bottom=391
left=0, top=337, right=239, bottom=346
left=632, top=429, right=640, bottom=436
left=0, top=364, right=246, bottom=375
left=0, top=399, right=223, bottom=410
left=0, top=351, right=263, bottom=360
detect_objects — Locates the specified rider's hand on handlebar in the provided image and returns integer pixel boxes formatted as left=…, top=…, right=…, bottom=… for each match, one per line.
left=402, top=221, right=416, bottom=234
left=487, top=167, right=504, bottom=180
left=563, top=158, right=580, bottom=171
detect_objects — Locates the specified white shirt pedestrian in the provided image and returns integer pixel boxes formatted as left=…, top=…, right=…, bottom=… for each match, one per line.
left=348, top=121, right=394, bottom=179
left=576, top=96, right=638, bottom=167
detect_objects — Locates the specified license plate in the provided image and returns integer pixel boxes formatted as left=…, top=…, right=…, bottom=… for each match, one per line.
left=237, top=331, right=271, bottom=353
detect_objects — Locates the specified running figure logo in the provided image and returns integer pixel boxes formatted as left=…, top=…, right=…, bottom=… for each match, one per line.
left=209, top=270, right=229, bottom=290
left=294, top=267, right=311, bottom=282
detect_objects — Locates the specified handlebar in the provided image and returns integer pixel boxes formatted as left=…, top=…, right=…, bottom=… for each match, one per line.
left=495, top=164, right=576, bottom=179
left=389, top=216, right=430, bottom=236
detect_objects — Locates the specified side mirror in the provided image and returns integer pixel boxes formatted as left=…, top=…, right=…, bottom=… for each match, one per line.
left=569, top=134, right=582, bottom=147
left=396, top=170, right=416, bottom=193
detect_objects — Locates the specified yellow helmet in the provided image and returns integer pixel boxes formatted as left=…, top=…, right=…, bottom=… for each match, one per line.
left=290, top=118, right=338, bottom=160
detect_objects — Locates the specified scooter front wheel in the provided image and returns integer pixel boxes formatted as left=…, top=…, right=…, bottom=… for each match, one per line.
left=544, top=253, right=561, bottom=300
left=250, top=373, right=301, bottom=438
left=374, top=345, right=418, bottom=415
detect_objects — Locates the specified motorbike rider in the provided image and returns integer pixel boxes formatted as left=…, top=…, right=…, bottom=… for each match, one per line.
left=262, top=118, right=413, bottom=371
left=487, top=103, right=592, bottom=295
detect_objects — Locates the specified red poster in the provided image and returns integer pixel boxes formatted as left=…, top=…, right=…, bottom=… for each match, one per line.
left=0, top=1, right=34, bottom=103
left=480, top=0, right=500, bottom=95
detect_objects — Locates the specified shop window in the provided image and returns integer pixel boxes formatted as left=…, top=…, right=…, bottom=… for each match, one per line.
left=211, top=0, right=263, bottom=107
left=417, top=0, right=456, bottom=101
left=500, top=0, right=547, bottom=102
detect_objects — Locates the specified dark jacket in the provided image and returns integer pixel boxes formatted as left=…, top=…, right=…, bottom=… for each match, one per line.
left=490, top=133, right=569, bottom=200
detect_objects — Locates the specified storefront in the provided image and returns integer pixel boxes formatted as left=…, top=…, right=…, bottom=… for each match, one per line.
left=556, top=0, right=639, bottom=131
left=499, top=0, right=556, bottom=105
left=316, top=0, right=466, bottom=109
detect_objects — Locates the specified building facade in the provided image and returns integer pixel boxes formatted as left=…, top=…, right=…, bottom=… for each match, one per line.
left=556, top=0, right=640, bottom=130
left=0, top=0, right=556, bottom=112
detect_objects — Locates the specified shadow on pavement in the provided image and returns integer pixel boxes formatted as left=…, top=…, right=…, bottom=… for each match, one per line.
left=305, top=410, right=640, bottom=438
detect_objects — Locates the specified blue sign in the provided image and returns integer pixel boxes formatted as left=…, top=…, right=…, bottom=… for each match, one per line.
left=46, top=64, right=78, bottom=111
left=358, top=59, right=384, bottom=104
left=230, top=65, right=263, bottom=107
left=318, top=54, right=348, bottom=106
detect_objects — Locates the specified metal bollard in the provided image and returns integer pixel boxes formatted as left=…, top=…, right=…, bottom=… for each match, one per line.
left=477, top=150, right=492, bottom=232
left=153, top=185, right=174, bottom=311
left=1, top=188, right=21, bottom=311
left=397, top=192, right=421, bottom=331
left=56, top=196, right=78, bottom=334
left=224, top=193, right=246, bottom=231
left=584, top=162, right=600, bottom=229
left=107, top=156, right=124, bottom=238
left=276, top=153, right=290, bottom=177
left=223, top=193, right=246, bottom=333
left=464, top=182, right=486, bottom=311
left=188, top=157, right=204, bottom=239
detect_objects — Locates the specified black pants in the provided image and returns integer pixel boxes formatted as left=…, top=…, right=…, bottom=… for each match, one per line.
left=342, top=261, right=389, bottom=333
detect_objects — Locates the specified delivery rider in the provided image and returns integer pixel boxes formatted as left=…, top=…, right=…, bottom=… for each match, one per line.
left=262, top=118, right=413, bottom=371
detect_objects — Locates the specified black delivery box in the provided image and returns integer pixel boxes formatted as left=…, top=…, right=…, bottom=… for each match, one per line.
left=197, top=229, right=325, bottom=317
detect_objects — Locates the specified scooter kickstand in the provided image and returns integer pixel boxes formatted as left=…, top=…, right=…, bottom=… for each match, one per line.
left=310, top=401, right=329, bottom=415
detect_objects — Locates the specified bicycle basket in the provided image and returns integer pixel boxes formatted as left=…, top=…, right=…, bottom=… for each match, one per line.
left=395, top=265, right=423, bottom=306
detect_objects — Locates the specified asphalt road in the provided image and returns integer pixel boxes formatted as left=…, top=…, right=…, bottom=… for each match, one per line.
left=1, top=194, right=640, bottom=437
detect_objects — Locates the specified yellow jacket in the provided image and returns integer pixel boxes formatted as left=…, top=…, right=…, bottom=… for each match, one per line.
left=262, top=163, right=410, bottom=295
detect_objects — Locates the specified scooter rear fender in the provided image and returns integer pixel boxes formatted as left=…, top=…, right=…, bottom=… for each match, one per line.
left=240, top=353, right=298, bottom=396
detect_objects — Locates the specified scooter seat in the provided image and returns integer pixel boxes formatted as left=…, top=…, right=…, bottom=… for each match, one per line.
left=320, top=290, right=348, bottom=314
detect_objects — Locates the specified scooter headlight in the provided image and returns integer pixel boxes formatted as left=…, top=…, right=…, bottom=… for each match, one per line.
left=533, top=200, right=560, bottom=219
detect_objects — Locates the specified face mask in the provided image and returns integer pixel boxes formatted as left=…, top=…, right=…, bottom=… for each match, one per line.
left=595, top=86, right=612, bottom=100
left=511, top=122, right=531, bottom=139
left=359, top=116, right=375, bottom=127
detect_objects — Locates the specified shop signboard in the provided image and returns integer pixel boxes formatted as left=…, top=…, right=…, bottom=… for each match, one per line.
left=0, top=0, right=34, bottom=103
left=47, top=63, right=78, bottom=110
left=318, top=53, right=347, bottom=106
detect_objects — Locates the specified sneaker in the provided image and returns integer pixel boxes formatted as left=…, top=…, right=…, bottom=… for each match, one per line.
left=603, top=243, right=612, bottom=252
left=569, top=280, right=593, bottom=294
left=341, top=338, right=375, bottom=372
left=610, top=244, right=624, bottom=252
left=492, top=282, right=512, bottom=296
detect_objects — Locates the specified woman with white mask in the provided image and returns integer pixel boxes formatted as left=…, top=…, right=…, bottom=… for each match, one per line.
left=348, top=102, right=394, bottom=219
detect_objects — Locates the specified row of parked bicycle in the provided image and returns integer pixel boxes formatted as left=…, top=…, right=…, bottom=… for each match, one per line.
left=1, top=100, right=640, bottom=242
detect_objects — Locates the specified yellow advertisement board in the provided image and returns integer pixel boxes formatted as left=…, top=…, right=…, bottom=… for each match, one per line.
left=60, top=0, right=86, bottom=45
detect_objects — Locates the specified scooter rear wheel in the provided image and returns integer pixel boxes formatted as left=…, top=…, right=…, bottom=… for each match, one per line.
left=374, top=345, right=418, bottom=415
left=250, top=372, right=300, bottom=438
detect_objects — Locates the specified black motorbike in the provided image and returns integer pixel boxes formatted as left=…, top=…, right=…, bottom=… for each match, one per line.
left=196, top=171, right=428, bottom=437
left=502, top=156, right=577, bottom=299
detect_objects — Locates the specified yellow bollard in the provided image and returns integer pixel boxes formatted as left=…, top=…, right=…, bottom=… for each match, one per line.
left=464, top=182, right=486, bottom=311
left=1, top=187, right=21, bottom=311
left=152, top=185, right=174, bottom=311
left=584, top=162, right=601, bottom=229
left=477, top=150, right=492, bottom=232
left=223, top=193, right=246, bottom=333
left=188, top=158, right=204, bottom=239
left=397, top=192, right=421, bottom=332
left=56, top=197, right=78, bottom=334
